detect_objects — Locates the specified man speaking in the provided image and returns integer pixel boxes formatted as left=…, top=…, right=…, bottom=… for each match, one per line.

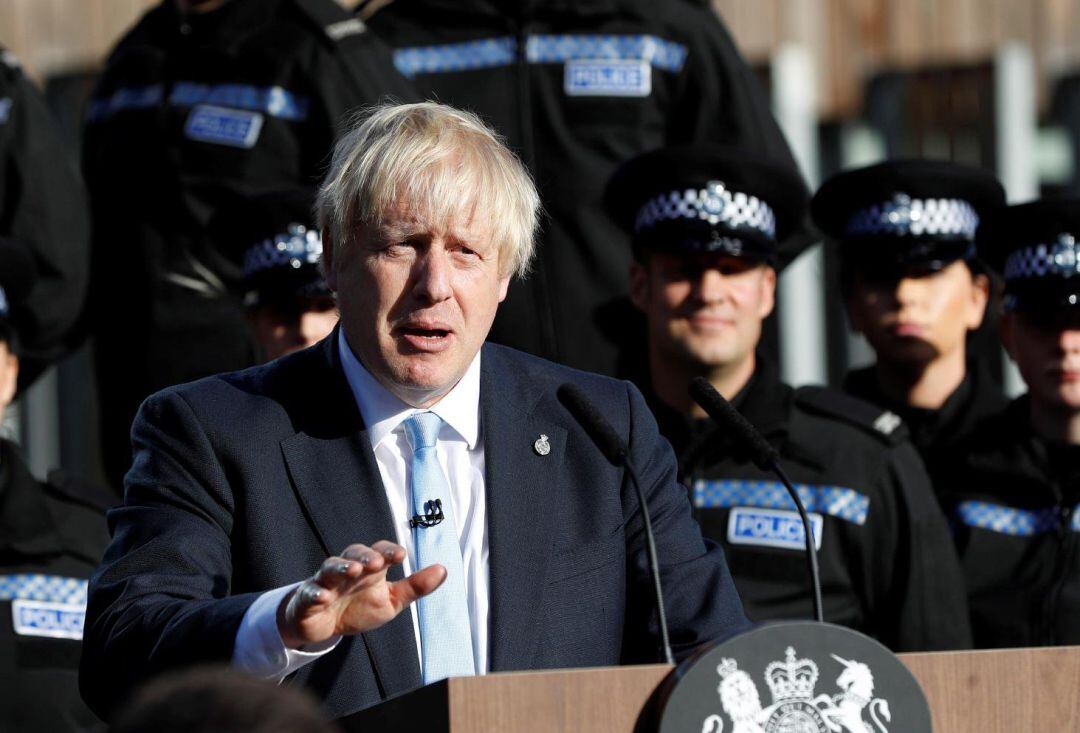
left=80, top=102, right=748, bottom=719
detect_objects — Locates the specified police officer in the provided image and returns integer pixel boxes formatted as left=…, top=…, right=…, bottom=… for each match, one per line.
left=812, top=161, right=1007, bottom=485
left=0, top=240, right=111, bottom=731
left=84, top=0, right=416, bottom=486
left=937, top=199, right=1080, bottom=648
left=0, top=48, right=90, bottom=389
left=209, top=189, right=337, bottom=362
left=363, top=0, right=807, bottom=378
left=608, top=147, right=971, bottom=651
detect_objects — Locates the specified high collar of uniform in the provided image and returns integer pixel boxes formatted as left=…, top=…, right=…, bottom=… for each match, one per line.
left=162, top=0, right=279, bottom=44
left=0, top=439, right=63, bottom=559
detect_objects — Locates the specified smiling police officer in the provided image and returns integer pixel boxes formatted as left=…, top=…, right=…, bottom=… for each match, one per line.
left=609, top=146, right=971, bottom=651
left=938, top=199, right=1080, bottom=648
left=813, top=161, right=1007, bottom=486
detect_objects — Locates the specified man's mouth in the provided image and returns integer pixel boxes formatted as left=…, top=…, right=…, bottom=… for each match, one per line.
left=395, top=323, right=454, bottom=351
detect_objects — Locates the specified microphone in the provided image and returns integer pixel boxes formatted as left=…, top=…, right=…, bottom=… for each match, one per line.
left=409, top=498, right=444, bottom=529
left=688, top=377, right=824, bottom=624
left=556, top=383, right=675, bottom=666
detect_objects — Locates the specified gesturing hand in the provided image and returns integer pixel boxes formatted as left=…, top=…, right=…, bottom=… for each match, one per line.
left=277, top=540, right=446, bottom=649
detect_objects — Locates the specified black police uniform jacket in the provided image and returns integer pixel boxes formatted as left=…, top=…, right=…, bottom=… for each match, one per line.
left=651, top=361, right=973, bottom=652
left=0, top=51, right=91, bottom=389
left=0, top=439, right=111, bottom=731
left=83, top=0, right=417, bottom=487
left=365, top=0, right=804, bottom=378
left=844, top=361, right=1008, bottom=494
left=937, top=397, right=1080, bottom=648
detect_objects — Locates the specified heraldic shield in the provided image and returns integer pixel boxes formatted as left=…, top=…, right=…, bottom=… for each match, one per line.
left=655, top=621, right=931, bottom=733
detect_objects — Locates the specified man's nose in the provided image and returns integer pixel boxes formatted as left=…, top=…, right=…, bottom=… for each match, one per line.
left=894, top=276, right=921, bottom=305
left=1059, top=328, right=1080, bottom=353
left=412, top=249, right=454, bottom=303
left=696, top=268, right=728, bottom=302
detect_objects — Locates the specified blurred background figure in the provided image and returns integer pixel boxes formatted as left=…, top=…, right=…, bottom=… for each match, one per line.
left=0, top=240, right=110, bottom=733
left=209, top=189, right=337, bottom=362
left=83, top=0, right=416, bottom=487
left=0, top=48, right=90, bottom=392
left=610, top=146, right=970, bottom=651
left=361, top=0, right=806, bottom=379
left=814, top=161, right=1007, bottom=486
left=109, top=666, right=339, bottom=733
left=939, top=199, right=1080, bottom=649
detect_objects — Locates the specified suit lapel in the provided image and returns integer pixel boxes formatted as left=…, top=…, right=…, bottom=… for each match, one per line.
left=280, top=333, right=422, bottom=696
left=482, top=346, right=566, bottom=671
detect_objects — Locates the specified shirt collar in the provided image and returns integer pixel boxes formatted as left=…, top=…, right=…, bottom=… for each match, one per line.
left=337, top=328, right=481, bottom=450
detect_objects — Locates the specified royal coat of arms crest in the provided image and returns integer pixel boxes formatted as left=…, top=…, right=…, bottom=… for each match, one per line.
left=700, top=646, right=892, bottom=733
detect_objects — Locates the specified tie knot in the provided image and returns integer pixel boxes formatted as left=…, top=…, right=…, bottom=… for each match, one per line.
left=403, top=411, right=443, bottom=451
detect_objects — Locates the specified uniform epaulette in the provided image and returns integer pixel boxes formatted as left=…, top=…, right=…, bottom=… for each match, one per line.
left=44, top=470, right=118, bottom=514
left=292, top=0, right=368, bottom=43
left=794, top=385, right=910, bottom=445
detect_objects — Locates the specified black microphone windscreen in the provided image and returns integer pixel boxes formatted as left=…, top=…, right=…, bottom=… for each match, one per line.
left=688, top=377, right=779, bottom=470
left=556, top=383, right=626, bottom=466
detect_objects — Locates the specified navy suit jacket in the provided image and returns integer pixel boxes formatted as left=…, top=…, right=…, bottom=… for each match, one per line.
left=81, top=334, right=747, bottom=719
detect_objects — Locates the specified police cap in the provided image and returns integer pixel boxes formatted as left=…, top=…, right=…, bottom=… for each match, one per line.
left=211, top=189, right=330, bottom=308
left=605, top=145, right=808, bottom=266
left=812, top=160, right=1004, bottom=275
left=978, top=199, right=1080, bottom=314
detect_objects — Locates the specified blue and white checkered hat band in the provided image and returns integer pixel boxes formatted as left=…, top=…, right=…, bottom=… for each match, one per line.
left=0, top=285, right=8, bottom=317
left=1003, top=235, right=1080, bottom=280
left=955, top=500, right=1080, bottom=536
left=634, top=182, right=777, bottom=240
left=845, top=194, right=979, bottom=240
left=243, top=225, right=322, bottom=278
left=692, top=479, right=869, bottom=525
left=393, top=34, right=688, bottom=78
left=0, top=574, right=88, bottom=604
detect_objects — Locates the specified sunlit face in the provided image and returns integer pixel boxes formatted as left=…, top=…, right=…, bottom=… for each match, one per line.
left=249, top=295, right=339, bottom=362
left=630, top=252, right=776, bottom=371
left=325, top=208, right=510, bottom=407
left=847, top=260, right=989, bottom=368
left=1002, top=309, right=1080, bottom=412
left=0, top=340, right=17, bottom=423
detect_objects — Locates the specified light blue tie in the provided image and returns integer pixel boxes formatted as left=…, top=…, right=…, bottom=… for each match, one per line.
left=402, top=411, right=476, bottom=683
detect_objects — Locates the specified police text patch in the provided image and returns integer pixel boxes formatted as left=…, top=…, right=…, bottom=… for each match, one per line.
left=564, top=59, right=651, bottom=97
left=12, top=599, right=85, bottom=640
left=727, top=507, right=824, bottom=551
left=184, top=105, right=263, bottom=149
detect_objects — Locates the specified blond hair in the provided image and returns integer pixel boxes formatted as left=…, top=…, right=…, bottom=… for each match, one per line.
left=317, top=101, right=539, bottom=278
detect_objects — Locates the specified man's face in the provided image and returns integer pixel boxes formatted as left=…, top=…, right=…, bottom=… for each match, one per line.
left=630, top=251, right=775, bottom=371
left=249, top=295, right=339, bottom=362
left=1002, top=309, right=1080, bottom=412
left=846, top=260, right=988, bottom=368
left=326, top=208, right=510, bottom=406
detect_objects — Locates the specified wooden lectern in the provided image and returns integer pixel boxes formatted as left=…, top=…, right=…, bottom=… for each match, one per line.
left=339, top=647, right=1080, bottom=732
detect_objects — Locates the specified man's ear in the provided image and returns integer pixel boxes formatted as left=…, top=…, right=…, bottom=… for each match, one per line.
left=967, top=272, right=991, bottom=330
left=0, top=345, right=19, bottom=412
left=321, top=228, right=337, bottom=292
left=629, top=261, right=649, bottom=312
left=758, top=266, right=777, bottom=319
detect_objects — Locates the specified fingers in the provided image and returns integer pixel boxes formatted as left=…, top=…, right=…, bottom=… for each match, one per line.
left=389, top=563, right=447, bottom=610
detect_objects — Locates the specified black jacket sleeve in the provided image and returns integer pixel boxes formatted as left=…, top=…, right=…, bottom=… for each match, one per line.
left=0, top=53, right=90, bottom=387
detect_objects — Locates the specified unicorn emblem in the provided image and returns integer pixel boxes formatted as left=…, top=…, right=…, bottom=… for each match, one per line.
left=815, top=654, right=891, bottom=733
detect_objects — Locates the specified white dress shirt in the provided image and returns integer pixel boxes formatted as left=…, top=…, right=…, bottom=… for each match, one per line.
left=233, top=330, right=490, bottom=679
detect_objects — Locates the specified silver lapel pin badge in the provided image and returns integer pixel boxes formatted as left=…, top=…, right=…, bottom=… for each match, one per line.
left=533, top=434, right=551, bottom=456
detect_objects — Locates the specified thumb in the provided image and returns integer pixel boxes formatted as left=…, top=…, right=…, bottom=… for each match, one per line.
left=390, top=563, right=447, bottom=610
